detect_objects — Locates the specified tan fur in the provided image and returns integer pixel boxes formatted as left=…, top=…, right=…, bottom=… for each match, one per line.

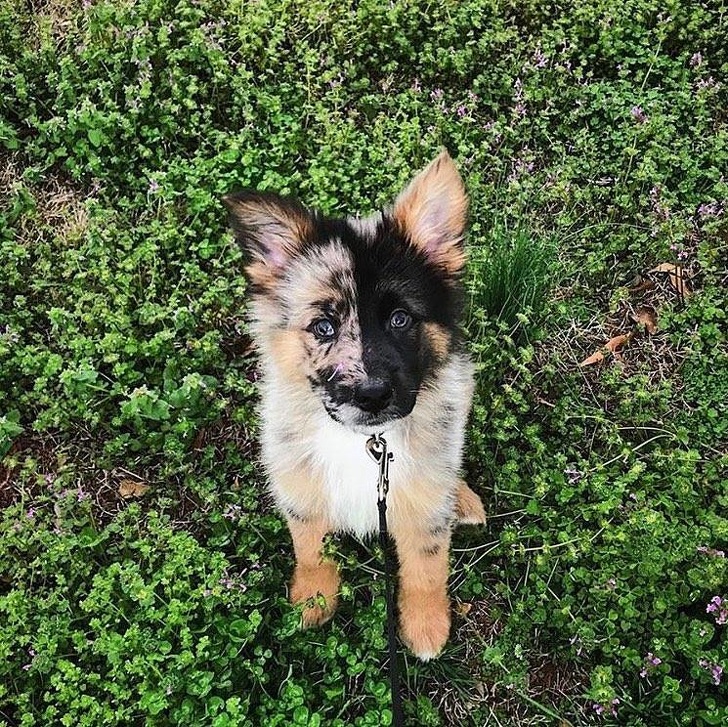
left=287, top=516, right=340, bottom=627
left=423, top=321, right=451, bottom=362
left=456, top=480, right=487, bottom=524
left=392, top=150, right=468, bottom=276
left=392, top=522, right=452, bottom=659
left=222, top=193, right=313, bottom=289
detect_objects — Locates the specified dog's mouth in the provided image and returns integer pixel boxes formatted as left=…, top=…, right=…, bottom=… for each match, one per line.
left=322, top=400, right=411, bottom=432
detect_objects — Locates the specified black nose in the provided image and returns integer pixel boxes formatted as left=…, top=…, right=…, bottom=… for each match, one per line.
left=352, top=378, right=393, bottom=414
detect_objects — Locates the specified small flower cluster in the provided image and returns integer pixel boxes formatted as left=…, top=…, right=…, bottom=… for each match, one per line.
left=640, top=652, right=662, bottom=678
left=630, top=105, right=648, bottom=124
left=697, top=201, right=723, bottom=219
left=695, top=76, right=721, bottom=92
left=22, top=647, right=36, bottom=671
left=202, top=571, right=248, bottom=596
left=593, top=698, right=619, bottom=717
left=218, top=575, right=247, bottom=591
left=532, top=46, right=548, bottom=69
left=706, top=595, right=727, bottom=625
left=59, top=485, right=90, bottom=502
left=697, top=545, right=725, bottom=558
left=564, top=466, right=583, bottom=484
left=669, top=243, right=689, bottom=261
left=650, top=185, right=671, bottom=222
left=222, top=503, right=243, bottom=521
left=699, top=659, right=723, bottom=685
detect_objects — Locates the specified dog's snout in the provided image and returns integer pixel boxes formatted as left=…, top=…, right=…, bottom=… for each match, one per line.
left=352, top=378, right=393, bottom=414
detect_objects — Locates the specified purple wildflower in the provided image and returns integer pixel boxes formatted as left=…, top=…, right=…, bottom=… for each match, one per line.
left=670, top=244, right=689, bottom=261
left=148, top=178, right=160, bottom=194
left=699, top=659, right=723, bottom=685
left=456, top=104, right=468, bottom=118
left=697, top=201, right=723, bottom=218
left=592, top=699, right=619, bottom=717
left=690, top=51, right=703, bottom=68
left=650, top=185, right=670, bottom=221
left=696, top=76, right=720, bottom=92
left=222, top=504, right=242, bottom=521
left=23, top=647, right=36, bottom=670
left=631, top=105, right=648, bottom=123
left=532, top=47, right=548, bottom=68
left=707, top=596, right=728, bottom=625
left=640, top=652, right=662, bottom=677
left=26, top=508, right=36, bottom=520
left=564, top=466, right=582, bottom=484
left=697, top=546, right=726, bottom=558
left=513, top=77, right=524, bottom=101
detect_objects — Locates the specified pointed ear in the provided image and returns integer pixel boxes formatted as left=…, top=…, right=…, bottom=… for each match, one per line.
left=222, top=190, right=313, bottom=288
left=391, top=150, right=468, bottom=275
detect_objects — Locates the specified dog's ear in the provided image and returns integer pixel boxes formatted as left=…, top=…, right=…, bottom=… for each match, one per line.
left=391, top=150, right=468, bottom=275
left=222, top=191, right=313, bottom=288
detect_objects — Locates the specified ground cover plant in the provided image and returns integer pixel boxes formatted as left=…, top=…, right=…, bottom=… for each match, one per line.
left=0, top=0, right=726, bottom=724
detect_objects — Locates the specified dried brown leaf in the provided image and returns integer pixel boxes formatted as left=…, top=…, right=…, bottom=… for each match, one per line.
left=579, top=333, right=633, bottom=367
left=650, top=262, right=690, bottom=297
left=634, top=306, right=658, bottom=334
left=119, top=479, right=149, bottom=499
left=628, top=279, right=657, bottom=295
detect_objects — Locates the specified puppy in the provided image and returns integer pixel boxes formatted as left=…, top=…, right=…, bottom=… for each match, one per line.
left=223, top=151, right=485, bottom=660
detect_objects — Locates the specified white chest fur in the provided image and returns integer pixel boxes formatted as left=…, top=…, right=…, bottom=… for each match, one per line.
left=309, top=418, right=410, bottom=537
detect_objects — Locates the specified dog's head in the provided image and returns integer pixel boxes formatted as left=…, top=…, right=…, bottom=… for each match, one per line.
left=223, top=151, right=468, bottom=433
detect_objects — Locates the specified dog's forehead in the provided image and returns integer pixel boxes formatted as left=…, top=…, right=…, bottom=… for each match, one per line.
left=282, top=238, right=356, bottom=314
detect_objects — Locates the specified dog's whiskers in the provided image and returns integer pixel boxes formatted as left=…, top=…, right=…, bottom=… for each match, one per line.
left=327, top=362, right=344, bottom=382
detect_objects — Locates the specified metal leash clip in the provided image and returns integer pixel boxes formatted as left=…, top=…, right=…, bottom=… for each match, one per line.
left=366, top=433, right=393, bottom=502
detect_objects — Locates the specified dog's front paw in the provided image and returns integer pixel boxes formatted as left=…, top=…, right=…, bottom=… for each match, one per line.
left=290, top=562, right=340, bottom=628
left=398, top=590, right=451, bottom=661
left=455, top=481, right=486, bottom=525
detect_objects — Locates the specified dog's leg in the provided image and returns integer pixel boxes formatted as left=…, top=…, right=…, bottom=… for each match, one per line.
left=455, top=480, right=486, bottom=525
left=287, top=517, right=340, bottom=628
left=393, top=524, right=452, bottom=660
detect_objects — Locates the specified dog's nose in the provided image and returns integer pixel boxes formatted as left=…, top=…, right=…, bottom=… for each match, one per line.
left=352, top=378, right=393, bottom=413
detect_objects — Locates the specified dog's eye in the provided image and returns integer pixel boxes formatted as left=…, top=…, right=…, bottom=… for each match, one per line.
left=311, top=318, right=337, bottom=340
left=389, top=309, right=412, bottom=331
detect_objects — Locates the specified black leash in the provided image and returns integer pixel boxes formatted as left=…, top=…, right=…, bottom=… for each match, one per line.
left=366, top=434, right=406, bottom=727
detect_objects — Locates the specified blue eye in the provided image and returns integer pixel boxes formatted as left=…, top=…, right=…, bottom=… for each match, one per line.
left=389, top=309, right=412, bottom=330
left=311, top=318, right=336, bottom=340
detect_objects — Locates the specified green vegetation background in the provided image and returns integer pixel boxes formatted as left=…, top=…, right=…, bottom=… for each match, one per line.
left=1, top=0, right=726, bottom=724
